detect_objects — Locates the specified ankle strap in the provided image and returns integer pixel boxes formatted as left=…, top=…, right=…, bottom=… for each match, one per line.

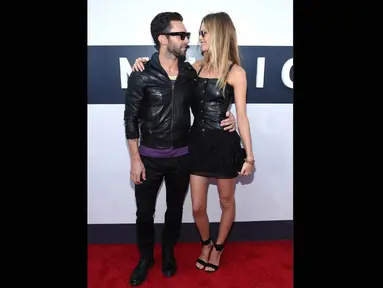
left=214, top=243, right=224, bottom=251
left=201, top=238, right=211, bottom=246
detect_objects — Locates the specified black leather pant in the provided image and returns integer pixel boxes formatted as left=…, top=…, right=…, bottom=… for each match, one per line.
left=135, top=154, right=190, bottom=260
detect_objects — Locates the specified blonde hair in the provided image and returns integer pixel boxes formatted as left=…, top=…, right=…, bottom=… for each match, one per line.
left=201, top=12, right=241, bottom=91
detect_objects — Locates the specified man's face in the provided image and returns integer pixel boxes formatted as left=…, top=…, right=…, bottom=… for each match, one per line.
left=165, top=21, right=190, bottom=57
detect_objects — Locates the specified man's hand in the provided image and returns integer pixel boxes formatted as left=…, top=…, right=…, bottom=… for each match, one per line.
left=130, top=158, right=146, bottom=184
left=220, top=111, right=236, bottom=132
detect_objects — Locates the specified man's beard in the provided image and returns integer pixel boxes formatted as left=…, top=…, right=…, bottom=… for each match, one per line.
left=167, top=45, right=189, bottom=58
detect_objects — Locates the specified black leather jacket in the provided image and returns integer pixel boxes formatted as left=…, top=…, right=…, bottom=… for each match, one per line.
left=124, top=52, right=197, bottom=149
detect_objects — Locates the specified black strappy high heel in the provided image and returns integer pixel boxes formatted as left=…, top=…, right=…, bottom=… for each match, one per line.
left=196, top=238, right=213, bottom=270
left=205, top=243, right=224, bottom=273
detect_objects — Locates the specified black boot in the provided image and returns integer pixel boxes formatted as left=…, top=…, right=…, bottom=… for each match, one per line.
left=129, top=259, right=154, bottom=286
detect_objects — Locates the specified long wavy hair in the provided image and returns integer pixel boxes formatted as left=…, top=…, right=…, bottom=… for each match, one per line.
left=200, top=12, right=241, bottom=91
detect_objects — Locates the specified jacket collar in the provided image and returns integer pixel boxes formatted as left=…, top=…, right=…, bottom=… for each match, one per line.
left=149, top=52, right=186, bottom=72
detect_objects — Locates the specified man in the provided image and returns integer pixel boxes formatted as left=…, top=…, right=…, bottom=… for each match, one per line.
left=124, top=12, right=236, bottom=286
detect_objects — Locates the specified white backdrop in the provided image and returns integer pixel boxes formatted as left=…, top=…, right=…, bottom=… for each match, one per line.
left=87, top=0, right=293, bottom=224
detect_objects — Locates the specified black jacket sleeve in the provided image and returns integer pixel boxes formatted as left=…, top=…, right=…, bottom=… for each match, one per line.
left=124, top=71, right=144, bottom=139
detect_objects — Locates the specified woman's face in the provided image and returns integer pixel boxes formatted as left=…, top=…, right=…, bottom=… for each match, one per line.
left=198, top=22, right=210, bottom=52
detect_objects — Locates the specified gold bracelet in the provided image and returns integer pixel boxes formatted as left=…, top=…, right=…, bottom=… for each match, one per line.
left=244, top=158, right=255, bottom=165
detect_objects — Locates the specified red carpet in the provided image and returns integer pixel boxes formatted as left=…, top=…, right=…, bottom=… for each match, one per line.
left=88, top=240, right=292, bottom=288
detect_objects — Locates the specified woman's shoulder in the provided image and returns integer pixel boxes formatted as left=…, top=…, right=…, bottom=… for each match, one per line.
left=227, top=63, right=246, bottom=86
left=192, top=59, right=203, bottom=71
left=229, top=63, right=245, bottom=75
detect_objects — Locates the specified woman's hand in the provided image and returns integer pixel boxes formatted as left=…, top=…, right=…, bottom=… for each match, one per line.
left=132, top=57, right=149, bottom=72
left=239, top=160, right=255, bottom=176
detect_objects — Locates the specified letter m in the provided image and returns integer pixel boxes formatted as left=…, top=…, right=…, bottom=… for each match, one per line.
left=119, top=57, right=132, bottom=89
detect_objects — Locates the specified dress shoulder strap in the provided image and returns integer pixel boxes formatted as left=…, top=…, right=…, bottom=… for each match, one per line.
left=197, top=64, right=204, bottom=76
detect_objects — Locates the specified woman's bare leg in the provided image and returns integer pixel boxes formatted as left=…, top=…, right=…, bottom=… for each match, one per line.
left=205, top=178, right=236, bottom=271
left=190, top=174, right=212, bottom=269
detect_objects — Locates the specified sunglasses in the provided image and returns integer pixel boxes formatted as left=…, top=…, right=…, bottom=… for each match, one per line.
left=198, top=30, right=208, bottom=38
left=161, top=32, right=191, bottom=40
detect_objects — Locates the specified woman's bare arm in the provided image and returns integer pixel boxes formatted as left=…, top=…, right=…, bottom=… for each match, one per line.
left=229, top=65, right=254, bottom=160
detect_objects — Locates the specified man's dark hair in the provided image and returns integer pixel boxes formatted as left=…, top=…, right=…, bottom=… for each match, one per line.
left=150, top=12, right=183, bottom=50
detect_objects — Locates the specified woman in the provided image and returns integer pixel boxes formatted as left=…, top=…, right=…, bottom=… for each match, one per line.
left=132, top=12, right=255, bottom=273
